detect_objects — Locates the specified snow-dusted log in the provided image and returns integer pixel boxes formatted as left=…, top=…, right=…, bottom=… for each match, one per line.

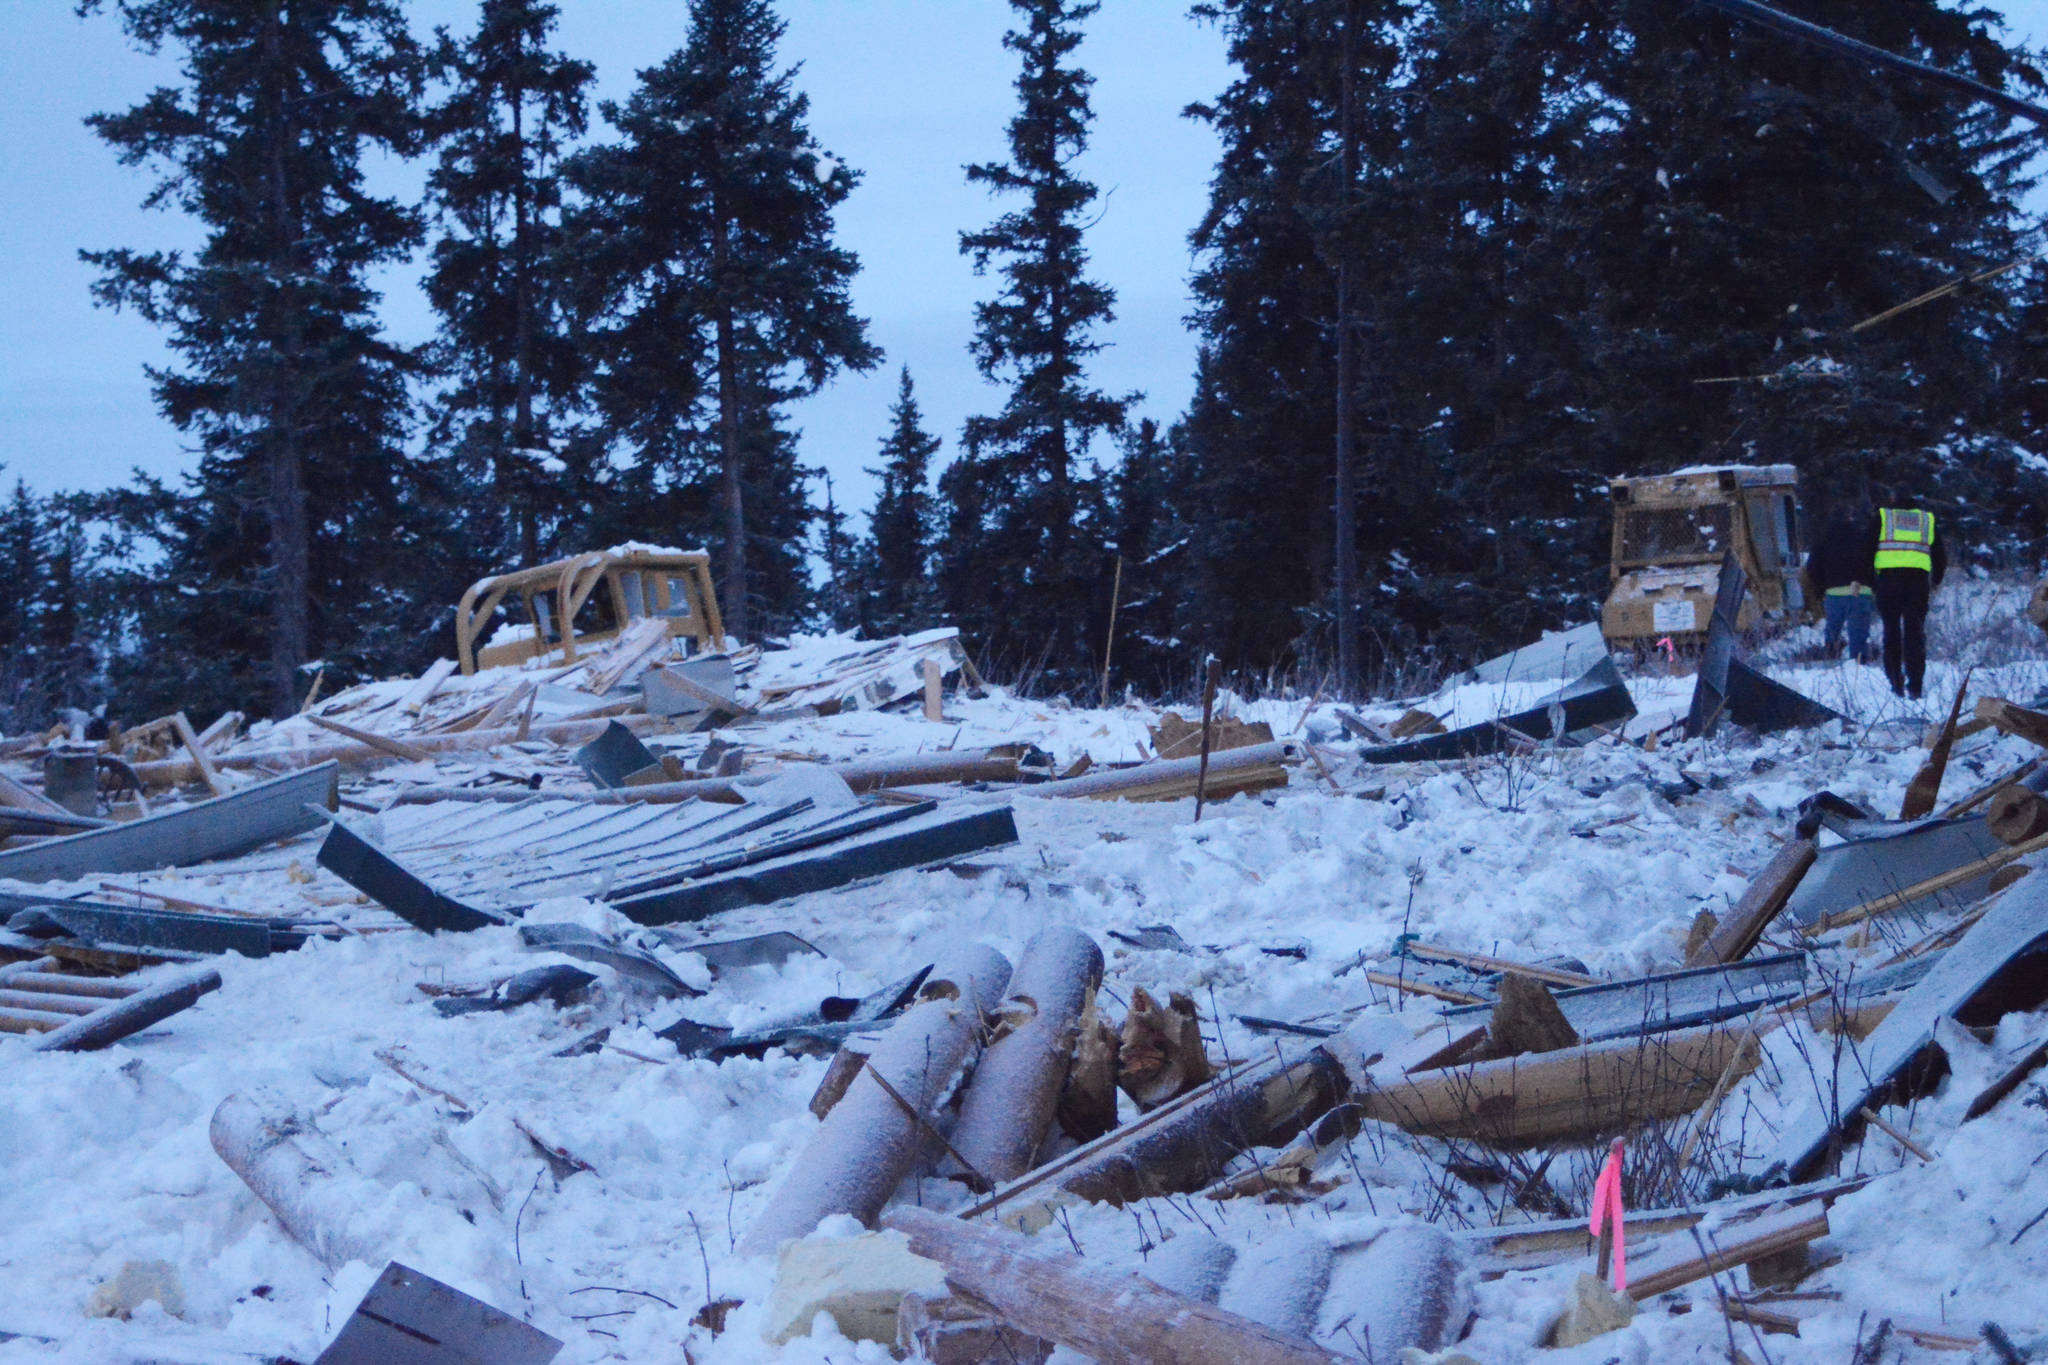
left=1219, top=1230, right=1335, bottom=1342
left=741, top=944, right=1012, bottom=1255
left=994, top=1045, right=1347, bottom=1212
left=1316, top=1225, right=1466, bottom=1357
left=209, top=1090, right=384, bottom=1271
left=943, top=927, right=1103, bottom=1189
left=1030, top=741, right=1301, bottom=802
left=29, top=968, right=220, bottom=1053
left=834, top=749, right=1035, bottom=792
left=884, top=1206, right=1357, bottom=1365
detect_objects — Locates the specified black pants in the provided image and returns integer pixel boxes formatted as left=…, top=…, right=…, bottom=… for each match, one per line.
left=1875, top=569, right=1931, bottom=697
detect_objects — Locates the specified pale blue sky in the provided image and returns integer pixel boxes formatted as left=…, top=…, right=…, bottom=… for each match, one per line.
left=0, top=0, right=1230, bottom=515
left=3, top=0, right=2045, bottom=523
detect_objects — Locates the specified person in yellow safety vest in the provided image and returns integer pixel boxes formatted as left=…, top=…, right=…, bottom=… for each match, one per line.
left=1805, top=504, right=1877, bottom=663
left=1866, top=504, right=1948, bottom=700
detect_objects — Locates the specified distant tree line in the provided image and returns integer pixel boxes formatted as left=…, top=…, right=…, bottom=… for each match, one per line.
left=8, top=0, right=2046, bottom=729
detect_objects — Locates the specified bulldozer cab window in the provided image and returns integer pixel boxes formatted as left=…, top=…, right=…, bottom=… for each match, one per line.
left=1616, top=503, right=1733, bottom=566
left=525, top=583, right=620, bottom=644
left=659, top=576, right=699, bottom=623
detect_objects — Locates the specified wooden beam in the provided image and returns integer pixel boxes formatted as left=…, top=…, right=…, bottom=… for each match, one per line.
left=398, top=658, right=458, bottom=716
left=27, top=967, right=221, bottom=1053
left=171, top=712, right=228, bottom=797
left=1687, top=836, right=1817, bottom=966
left=1626, top=1203, right=1830, bottom=1300
left=0, top=770, right=68, bottom=817
left=1364, top=971, right=1487, bottom=1006
left=923, top=657, right=944, bottom=722
left=303, top=715, right=433, bottom=763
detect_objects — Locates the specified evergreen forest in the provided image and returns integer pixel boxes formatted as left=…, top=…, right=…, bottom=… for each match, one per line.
left=11, top=0, right=2048, bottom=727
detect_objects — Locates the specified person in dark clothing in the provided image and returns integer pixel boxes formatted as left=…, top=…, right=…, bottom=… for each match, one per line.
left=1805, top=505, right=1876, bottom=662
left=1867, top=506, right=1948, bottom=700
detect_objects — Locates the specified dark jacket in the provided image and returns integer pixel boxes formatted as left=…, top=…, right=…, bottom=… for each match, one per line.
left=1808, top=511, right=1876, bottom=593
left=1863, top=509, right=1948, bottom=589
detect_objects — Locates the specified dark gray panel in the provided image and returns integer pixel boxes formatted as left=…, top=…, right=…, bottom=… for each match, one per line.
left=315, top=1262, right=560, bottom=1365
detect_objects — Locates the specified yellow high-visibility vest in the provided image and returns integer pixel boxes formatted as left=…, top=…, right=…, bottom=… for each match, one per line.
left=1875, top=507, right=1934, bottom=573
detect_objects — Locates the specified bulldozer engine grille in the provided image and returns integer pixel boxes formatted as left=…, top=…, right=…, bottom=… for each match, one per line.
left=1617, top=504, right=1731, bottom=564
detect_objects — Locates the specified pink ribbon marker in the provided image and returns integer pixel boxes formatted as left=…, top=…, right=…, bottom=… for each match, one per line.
left=1589, top=1136, right=1627, bottom=1292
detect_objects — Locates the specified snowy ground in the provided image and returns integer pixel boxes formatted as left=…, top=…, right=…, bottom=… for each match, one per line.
left=4, top=580, right=2048, bottom=1363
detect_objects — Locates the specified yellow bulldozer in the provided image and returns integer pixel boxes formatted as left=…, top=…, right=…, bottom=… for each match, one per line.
left=1600, top=465, right=1807, bottom=649
left=454, top=548, right=726, bottom=675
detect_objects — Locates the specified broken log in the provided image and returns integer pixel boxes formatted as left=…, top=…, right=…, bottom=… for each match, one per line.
left=740, top=944, right=1012, bottom=1254
left=1976, top=696, right=2048, bottom=750
left=1317, top=1224, right=1465, bottom=1356
left=1055, top=991, right=1119, bottom=1142
left=1030, top=742, right=1301, bottom=803
left=1358, top=1019, right=1761, bottom=1146
left=1219, top=1230, right=1332, bottom=1342
left=1901, top=674, right=1972, bottom=820
left=209, top=1091, right=385, bottom=1270
left=1487, top=974, right=1581, bottom=1056
left=884, top=1206, right=1357, bottom=1365
left=944, top=928, right=1103, bottom=1189
left=397, top=657, right=458, bottom=716
left=1986, top=785, right=2048, bottom=845
left=1686, top=836, right=1818, bottom=967
left=964, top=1016, right=1482, bottom=1219
left=833, top=750, right=1030, bottom=792
left=1118, top=987, right=1212, bottom=1108
left=27, top=967, right=219, bottom=1053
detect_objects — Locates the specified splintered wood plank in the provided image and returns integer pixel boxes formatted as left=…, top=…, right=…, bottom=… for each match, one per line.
left=1687, top=836, right=1817, bottom=966
left=304, top=714, right=433, bottom=762
left=1625, top=1202, right=1830, bottom=1300
left=172, top=712, right=228, bottom=797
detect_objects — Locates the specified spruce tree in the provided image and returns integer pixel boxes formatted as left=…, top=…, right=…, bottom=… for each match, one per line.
left=80, top=0, right=434, bottom=717
left=564, top=0, right=878, bottom=640
left=1183, top=0, right=2035, bottom=675
left=862, top=367, right=941, bottom=636
left=424, top=0, right=593, bottom=571
left=948, top=0, right=1131, bottom=687
left=815, top=474, right=857, bottom=633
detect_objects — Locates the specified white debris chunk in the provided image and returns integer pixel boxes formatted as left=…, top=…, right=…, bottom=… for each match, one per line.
left=764, top=1227, right=949, bottom=1344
